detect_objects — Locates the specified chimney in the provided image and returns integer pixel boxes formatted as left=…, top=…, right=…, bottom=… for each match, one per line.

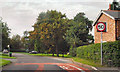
left=109, top=4, right=111, bottom=10
left=112, top=0, right=118, bottom=10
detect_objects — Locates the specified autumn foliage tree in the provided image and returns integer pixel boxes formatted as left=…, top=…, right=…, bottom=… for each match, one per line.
left=28, top=10, right=93, bottom=57
left=29, top=10, right=69, bottom=56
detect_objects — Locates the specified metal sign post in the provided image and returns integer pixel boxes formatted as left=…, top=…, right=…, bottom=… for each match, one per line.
left=101, top=32, right=103, bottom=65
left=96, top=22, right=106, bottom=65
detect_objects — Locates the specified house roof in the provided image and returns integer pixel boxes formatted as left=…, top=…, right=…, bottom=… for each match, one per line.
left=93, top=10, right=120, bottom=26
left=103, top=10, right=120, bottom=19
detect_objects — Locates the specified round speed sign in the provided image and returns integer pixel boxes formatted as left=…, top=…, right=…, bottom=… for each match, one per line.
left=96, top=22, right=106, bottom=32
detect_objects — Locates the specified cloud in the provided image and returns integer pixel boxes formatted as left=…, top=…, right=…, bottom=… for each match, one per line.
left=0, top=0, right=113, bottom=37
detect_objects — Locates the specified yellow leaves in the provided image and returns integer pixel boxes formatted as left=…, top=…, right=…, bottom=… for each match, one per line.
left=32, top=31, right=37, bottom=35
left=48, top=48, right=51, bottom=52
left=40, top=35, right=44, bottom=40
left=47, top=35, right=49, bottom=38
left=57, top=24, right=60, bottom=28
left=40, top=31, right=43, bottom=34
left=47, top=24, right=51, bottom=27
left=52, top=44, right=54, bottom=47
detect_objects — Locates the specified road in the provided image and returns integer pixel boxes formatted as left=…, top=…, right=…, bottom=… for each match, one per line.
left=2, top=53, right=89, bottom=72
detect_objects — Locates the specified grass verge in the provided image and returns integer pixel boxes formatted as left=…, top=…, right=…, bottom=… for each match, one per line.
left=0, top=59, right=11, bottom=67
left=14, top=52, right=72, bottom=58
left=0, top=54, right=16, bottom=59
left=72, top=57, right=102, bottom=67
left=25, top=53, right=71, bottom=58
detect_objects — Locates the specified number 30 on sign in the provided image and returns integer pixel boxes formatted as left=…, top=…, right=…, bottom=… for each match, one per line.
left=96, top=22, right=106, bottom=32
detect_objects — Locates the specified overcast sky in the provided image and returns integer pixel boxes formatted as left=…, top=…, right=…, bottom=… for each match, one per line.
left=0, top=0, right=116, bottom=37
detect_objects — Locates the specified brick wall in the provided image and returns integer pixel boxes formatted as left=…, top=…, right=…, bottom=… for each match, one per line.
left=117, top=20, right=120, bottom=39
left=94, top=13, right=116, bottom=43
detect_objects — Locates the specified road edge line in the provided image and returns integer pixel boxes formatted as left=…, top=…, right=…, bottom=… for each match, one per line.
left=70, top=58, right=98, bottom=70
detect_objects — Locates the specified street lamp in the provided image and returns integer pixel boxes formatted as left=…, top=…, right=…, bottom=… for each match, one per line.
left=7, top=45, right=10, bottom=52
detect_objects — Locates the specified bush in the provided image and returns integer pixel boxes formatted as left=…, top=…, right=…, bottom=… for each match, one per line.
left=76, top=40, right=120, bottom=67
left=69, top=46, right=77, bottom=57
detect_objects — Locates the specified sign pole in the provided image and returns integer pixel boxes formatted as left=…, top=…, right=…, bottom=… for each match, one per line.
left=101, top=32, right=103, bottom=65
left=96, top=22, right=106, bottom=66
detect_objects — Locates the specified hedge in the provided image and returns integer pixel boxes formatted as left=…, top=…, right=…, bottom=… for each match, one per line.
left=76, top=40, right=120, bottom=67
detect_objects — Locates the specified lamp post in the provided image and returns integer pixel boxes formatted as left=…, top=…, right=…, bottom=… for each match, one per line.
left=7, top=45, right=10, bottom=52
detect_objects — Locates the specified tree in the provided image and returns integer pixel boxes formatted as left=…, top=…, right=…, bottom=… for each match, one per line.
left=29, top=10, right=69, bottom=56
left=10, top=35, right=24, bottom=52
left=22, top=31, right=30, bottom=52
left=74, top=13, right=93, bottom=30
left=65, top=13, right=93, bottom=56
left=0, top=18, right=10, bottom=50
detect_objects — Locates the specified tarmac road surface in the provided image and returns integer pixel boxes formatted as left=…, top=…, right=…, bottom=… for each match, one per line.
left=2, top=53, right=89, bottom=72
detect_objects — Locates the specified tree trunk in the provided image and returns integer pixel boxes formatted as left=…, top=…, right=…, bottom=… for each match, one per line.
left=56, top=47, right=59, bottom=57
left=62, top=53, right=64, bottom=57
left=56, top=44, right=59, bottom=57
left=57, top=53, right=59, bottom=57
left=55, top=38, right=59, bottom=57
left=52, top=53, right=54, bottom=56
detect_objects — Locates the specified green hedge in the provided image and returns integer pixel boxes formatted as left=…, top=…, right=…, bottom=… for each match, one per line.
left=76, top=40, right=120, bottom=67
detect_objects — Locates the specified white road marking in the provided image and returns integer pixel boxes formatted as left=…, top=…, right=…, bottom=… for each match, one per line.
left=51, top=58, right=69, bottom=62
left=67, top=64, right=85, bottom=72
left=60, top=66, right=69, bottom=70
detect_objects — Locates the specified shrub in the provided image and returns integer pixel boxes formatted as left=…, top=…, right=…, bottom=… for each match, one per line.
left=76, top=40, right=120, bottom=67
left=69, top=46, right=77, bottom=57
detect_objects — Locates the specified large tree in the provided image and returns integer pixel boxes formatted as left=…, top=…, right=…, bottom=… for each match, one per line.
left=65, top=13, right=93, bottom=56
left=29, top=10, right=69, bottom=56
left=0, top=18, right=10, bottom=50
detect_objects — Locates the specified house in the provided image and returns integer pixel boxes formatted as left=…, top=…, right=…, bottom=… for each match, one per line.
left=93, top=1, right=120, bottom=43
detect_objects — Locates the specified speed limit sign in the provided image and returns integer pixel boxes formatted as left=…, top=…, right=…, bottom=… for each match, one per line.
left=96, top=22, right=106, bottom=65
left=96, top=22, right=106, bottom=32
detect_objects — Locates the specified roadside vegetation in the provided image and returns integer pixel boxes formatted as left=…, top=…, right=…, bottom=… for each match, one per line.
left=25, top=53, right=71, bottom=58
left=0, top=53, right=16, bottom=59
left=0, top=53, right=13, bottom=67
left=75, top=41, right=120, bottom=67
left=72, top=57, right=102, bottom=67
left=0, top=59, right=11, bottom=67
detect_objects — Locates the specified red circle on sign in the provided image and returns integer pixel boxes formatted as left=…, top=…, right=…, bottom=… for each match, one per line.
left=96, top=22, right=106, bottom=32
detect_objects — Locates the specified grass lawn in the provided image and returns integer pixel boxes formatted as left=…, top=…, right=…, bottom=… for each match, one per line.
left=24, top=53, right=72, bottom=58
left=0, top=54, right=16, bottom=59
left=72, top=57, right=102, bottom=67
left=0, top=59, right=11, bottom=67
left=14, top=52, right=72, bottom=58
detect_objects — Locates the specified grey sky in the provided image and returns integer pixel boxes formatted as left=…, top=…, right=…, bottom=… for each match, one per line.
left=0, top=0, right=115, bottom=37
